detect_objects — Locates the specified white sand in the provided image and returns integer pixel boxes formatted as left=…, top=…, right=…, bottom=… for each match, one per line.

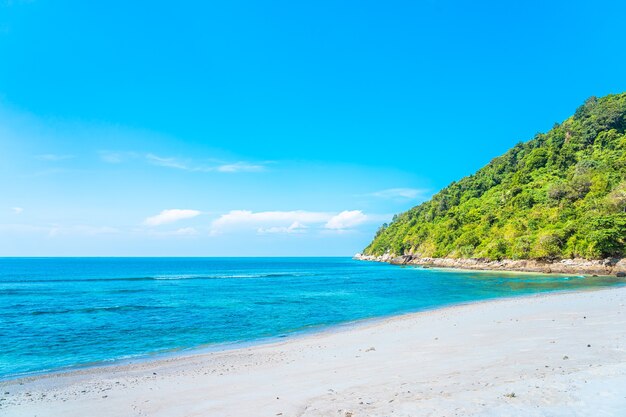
left=2, top=287, right=626, bottom=417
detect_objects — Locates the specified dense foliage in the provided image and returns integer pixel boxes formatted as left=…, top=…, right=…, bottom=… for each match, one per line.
left=364, top=93, right=626, bottom=260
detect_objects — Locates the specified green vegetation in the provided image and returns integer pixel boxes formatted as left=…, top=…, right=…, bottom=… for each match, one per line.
left=364, top=93, right=626, bottom=260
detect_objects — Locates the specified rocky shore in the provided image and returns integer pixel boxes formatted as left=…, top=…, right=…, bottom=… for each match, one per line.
left=354, top=253, right=626, bottom=276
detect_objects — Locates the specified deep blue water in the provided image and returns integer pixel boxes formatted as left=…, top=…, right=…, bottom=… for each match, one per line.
left=1, top=257, right=623, bottom=379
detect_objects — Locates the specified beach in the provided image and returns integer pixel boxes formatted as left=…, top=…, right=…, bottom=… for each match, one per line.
left=2, top=286, right=626, bottom=417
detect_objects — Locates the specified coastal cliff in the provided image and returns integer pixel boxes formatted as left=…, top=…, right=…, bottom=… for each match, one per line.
left=361, top=93, right=626, bottom=272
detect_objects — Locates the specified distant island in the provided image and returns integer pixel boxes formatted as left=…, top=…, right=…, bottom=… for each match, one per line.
left=360, top=93, right=626, bottom=276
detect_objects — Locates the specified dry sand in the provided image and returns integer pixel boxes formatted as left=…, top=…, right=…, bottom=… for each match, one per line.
left=2, top=287, right=626, bottom=417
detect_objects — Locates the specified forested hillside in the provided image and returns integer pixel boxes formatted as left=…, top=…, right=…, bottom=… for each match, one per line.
left=364, top=93, right=626, bottom=260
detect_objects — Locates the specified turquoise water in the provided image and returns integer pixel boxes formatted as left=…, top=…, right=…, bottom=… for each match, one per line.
left=1, top=257, right=623, bottom=379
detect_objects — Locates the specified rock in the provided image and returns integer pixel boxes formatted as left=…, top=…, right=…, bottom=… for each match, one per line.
left=616, top=272, right=626, bottom=277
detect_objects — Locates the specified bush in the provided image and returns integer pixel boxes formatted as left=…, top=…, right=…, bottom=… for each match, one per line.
left=363, top=93, right=626, bottom=260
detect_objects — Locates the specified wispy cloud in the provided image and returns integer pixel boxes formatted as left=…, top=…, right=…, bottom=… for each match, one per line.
left=99, top=151, right=136, bottom=164
left=143, top=209, right=201, bottom=226
left=211, top=209, right=370, bottom=234
left=258, top=221, right=308, bottom=234
left=366, top=188, right=428, bottom=200
left=215, top=161, right=266, bottom=173
left=146, top=153, right=267, bottom=173
left=99, top=151, right=268, bottom=173
left=11, top=207, right=23, bottom=214
left=48, top=225, right=120, bottom=237
left=0, top=224, right=49, bottom=235
left=169, top=227, right=199, bottom=236
left=142, top=227, right=200, bottom=237
left=24, top=168, right=82, bottom=178
left=145, top=154, right=190, bottom=170
left=35, top=154, right=75, bottom=161
left=0, top=223, right=120, bottom=238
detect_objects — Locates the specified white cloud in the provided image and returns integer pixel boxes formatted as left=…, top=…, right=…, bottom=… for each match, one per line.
left=35, top=154, right=74, bottom=161
left=324, top=210, right=367, bottom=230
left=211, top=209, right=371, bottom=234
left=211, top=210, right=331, bottom=233
left=367, top=188, right=428, bottom=200
left=143, top=209, right=201, bottom=226
left=12, top=207, right=23, bottom=214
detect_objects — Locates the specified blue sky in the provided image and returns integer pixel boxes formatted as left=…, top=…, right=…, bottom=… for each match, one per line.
left=1, top=0, right=625, bottom=256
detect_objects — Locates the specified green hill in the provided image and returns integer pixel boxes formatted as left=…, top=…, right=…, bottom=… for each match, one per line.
left=364, top=93, right=626, bottom=261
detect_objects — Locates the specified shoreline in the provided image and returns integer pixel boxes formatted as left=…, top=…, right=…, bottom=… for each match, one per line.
left=355, top=253, right=626, bottom=276
left=3, top=286, right=626, bottom=416
left=0, top=284, right=591, bottom=384
left=5, top=257, right=620, bottom=384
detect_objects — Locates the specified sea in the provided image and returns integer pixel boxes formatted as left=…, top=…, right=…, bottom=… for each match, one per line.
left=1, top=257, right=623, bottom=380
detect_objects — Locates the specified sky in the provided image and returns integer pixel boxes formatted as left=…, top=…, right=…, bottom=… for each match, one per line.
left=1, top=0, right=626, bottom=256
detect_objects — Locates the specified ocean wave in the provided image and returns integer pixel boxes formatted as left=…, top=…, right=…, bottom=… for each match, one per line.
left=152, top=272, right=311, bottom=280
left=2, top=272, right=317, bottom=284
